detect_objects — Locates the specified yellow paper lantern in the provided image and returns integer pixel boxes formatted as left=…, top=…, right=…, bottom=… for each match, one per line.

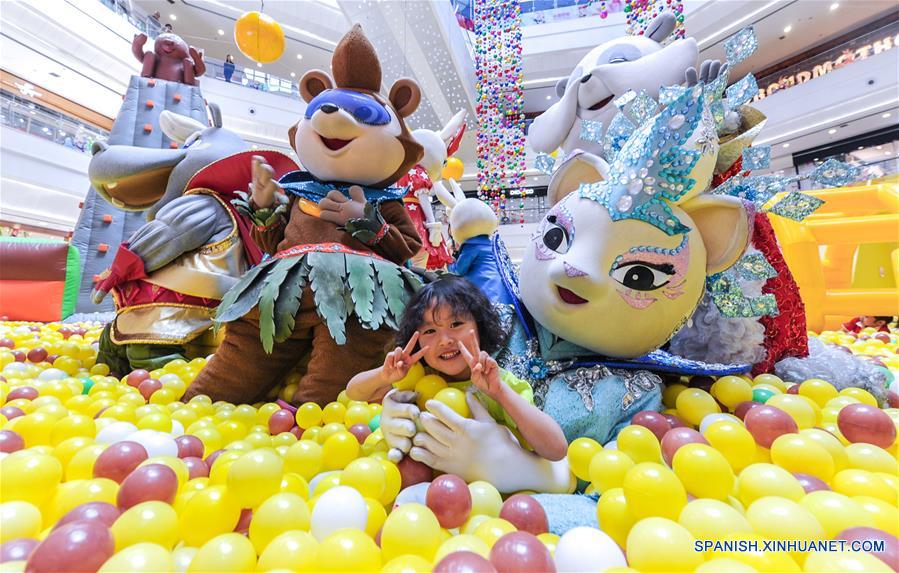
left=234, top=11, right=285, bottom=64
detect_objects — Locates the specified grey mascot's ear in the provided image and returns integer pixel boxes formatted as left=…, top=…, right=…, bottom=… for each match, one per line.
left=208, top=103, right=223, bottom=128
left=159, top=110, right=205, bottom=144
left=546, top=152, right=609, bottom=206
left=646, top=12, right=677, bottom=43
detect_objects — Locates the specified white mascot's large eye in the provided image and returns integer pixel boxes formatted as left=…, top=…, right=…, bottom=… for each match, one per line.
left=542, top=215, right=570, bottom=254
left=611, top=262, right=673, bottom=291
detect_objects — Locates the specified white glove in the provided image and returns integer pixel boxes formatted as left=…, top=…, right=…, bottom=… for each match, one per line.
left=425, top=222, right=444, bottom=247
left=380, top=389, right=420, bottom=462
left=410, top=390, right=572, bottom=494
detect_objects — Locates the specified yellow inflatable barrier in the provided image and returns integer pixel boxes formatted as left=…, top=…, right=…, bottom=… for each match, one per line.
left=769, top=181, right=899, bottom=332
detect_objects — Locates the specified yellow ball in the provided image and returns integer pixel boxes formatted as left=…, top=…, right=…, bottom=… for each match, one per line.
left=434, top=534, right=491, bottom=561
left=178, top=485, right=241, bottom=547
left=322, top=431, right=360, bottom=471
left=623, top=462, right=687, bottom=521
left=595, top=487, right=636, bottom=548
left=248, top=493, right=310, bottom=554
left=442, top=157, right=464, bottom=181
left=316, top=529, right=381, bottom=572
left=567, top=437, right=603, bottom=481
left=363, top=496, right=387, bottom=537
left=48, top=414, right=95, bottom=446
left=766, top=394, right=816, bottom=429
left=414, top=375, right=448, bottom=410
left=377, top=459, right=402, bottom=507
left=672, top=443, right=735, bottom=500
left=626, top=517, right=703, bottom=573
left=798, top=378, right=838, bottom=407
left=588, top=449, right=635, bottom=494
left=845, top=443, right=898, bottom=474
left=111, top=501, right=178, bottom=550
left=832, top=469, right=895, bottom=503
left=736, top=463, right=805, bottom=506
left=227, top=448, right=284, bottom=508
left=432, top=387, right=470, bottom=418
left=0, top=452, right=62, bottom=506
left=853, top=496, right=899, bottom=536
left=345, top=403, right=373, bottom=427
left=770, top=434, right=835, bottom=482
left=6, top=413, right=55, bottom=446
left=799, top=491, right=874, bottom=538
left=0, top=501, right=42, bottom=543
left=394, top=362, right=425, bottom=391
left=800, top=428, right=849, bottom=472
left=711, top=376, right=753, bottom=410
left=753, top=373, right=786, bottom=392
left=473, top=517, right=516, bottom=548
left=745, top=496, right=825, bottom=542
left=97, top=542, right=174, bottom=573
left=341, top=457, right=386, bottom=500
left=256, top=530, right=318, bottom=572
left=804, top=550, right=894, bottom=573
left=381, top=503, right=442, bottom=561
left=468, top=480, right=502, bottom=517
left=188, top=532, right=256, bottom=572
left=839, top=387, right=878, bottom=407
left=279, top=472, right=310, bottom=499
left=321, top=402, right=347, bottom=425
left=678, top=499, right=752, bottom=541
left=617, top=425, right=661, bottom=464
left=703, top=420, right=756, bottom=472
left=676, top=388, right=720, bottom=427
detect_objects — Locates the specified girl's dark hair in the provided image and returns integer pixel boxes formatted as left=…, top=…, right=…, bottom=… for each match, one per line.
left=396, top=275, right=506, bottom=354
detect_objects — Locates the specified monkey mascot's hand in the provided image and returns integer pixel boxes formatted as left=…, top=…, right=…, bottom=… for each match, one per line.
left=318, top=186, right=368, bottom=227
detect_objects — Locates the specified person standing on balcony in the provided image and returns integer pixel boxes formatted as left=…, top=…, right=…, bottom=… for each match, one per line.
left=224, top=54, right=235, bottom=83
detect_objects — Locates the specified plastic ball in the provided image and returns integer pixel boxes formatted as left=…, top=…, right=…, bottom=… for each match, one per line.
left=566, top=437, right=602, bottom=481
left=554, top=526, right=625, bottom=572
left=626, top=517, right=702, bottom=572
left=24, top=520, right=114, bottom=573
left=285, top=440, right=324, bottom=481
left=468, top=480, right=503, bottom=518
left=630, top=410, right=670, bottom=441
left=743, top=405, right=798, bottom=448
left=248, top=492, right=310, bottom=554
left=442, top=157, right=464, bottom=181
left=588, top=449, right=634, bottom=494
left=473, top=518, right=516, bottom=548
left=672, top=443, right=734, bottom=500
left=256, top=530, right=317, bottom=572
left=0, top=452, right=62, bottom=506
left=188, top=532, right=256, bottom=572
left=498, top=494, right=548, bottom=536
left=0, top=430, right=25, bottom=454
left=489, top=531, right=554, bottom=573
left=340, top=457, right=386, bottom=500
left=832, top=469, right=895, bottom=503
left=711, top=376, right=753, bottom=410
left=0, top=501, right=42, bottom=543
left=322, top=431, right=360, bottom=471
left=798, top=378, right=839, bottom=406
left=434, top=551, right=498, bottom=573
left=96, top=542, right=173, bottom=573
left=435, top=534, right=491, bottom=561
left=310, top=485, right=367, bottom=541
left=427, top=474, right=472, bottom=529
left=397, top=456, right=432, bottom=489
left=838, top=404, right=897, bottom=448
left=703, top=420, right=756, bottom=472
left=677, top=388, right=721, bottom=426
left=127, top=429, right=177, bottom=458
left=433, top=388, right=471, bottom=418
left=54, top=501, right=120, bottom=530
left=746, top=495, right=825, bottom=543
left=737, top=463, right=804, bottom=505
left=316, top=528, right=381, bottom=572
left=799, top=491, right=875, bottom=538
left=226, top=448, right=283, bottom=508
left=0, top=538, right=39, bottom=563
left=678, top=498, right=752, bottom=541
left=660, top=427, right=708, bottom=466
left=617, top=425, right=661, bottom=464
left=623, top=462, right=687, bottom=521
left=835, top=526, right=899, bottom=570
left=295, top=403, right=323, bottom=430
left=92, top=441, right=147, bottom=484
left=415, top=375, right=448, bottom=410
left=116, top=463, right=177, bottom=510
left=110, top=500, right=178, bottom=550
left=178, top=485, right=241, bottom=547
left=381, top=503, right=443, bottom=561
left=234, top=11, right=285, bottom=64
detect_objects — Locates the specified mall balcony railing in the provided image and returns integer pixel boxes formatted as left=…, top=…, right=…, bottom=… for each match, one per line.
left=0, top=89, right=109, bottom=155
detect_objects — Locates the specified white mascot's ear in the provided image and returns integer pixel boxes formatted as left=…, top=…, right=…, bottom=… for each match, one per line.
left=528, top=69, right=581, bottom=154
left=680, top=194, right=751, bottom=274
left=449, top=198, right=498, bottom=245
left=646, top=12, right=677, bottom=43
left=555, top=77, right=568, bottom=98
left=546, top=152, right=609, bottom=206
left=159, top=110, right=205, bottom=144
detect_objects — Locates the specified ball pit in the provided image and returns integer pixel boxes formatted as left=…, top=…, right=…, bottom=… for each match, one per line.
left=0, top=321, right=897, bottom=572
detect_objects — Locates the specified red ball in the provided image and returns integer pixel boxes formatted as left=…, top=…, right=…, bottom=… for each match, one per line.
left=126, top=369, right=150, bottom=388
left=290, top=426, right=304, bottom=439
left=27, top=348, right=48, bottom=363
left=688, top=375, right=714, bottom=393
left=489, top=532, right=556, bottom=573
left=397, top=456, right=433, bottom=489
left=46, top=355, right=59, bottom=364
left=786, top=384, right=800, bottom=395
left=175, top=435, right=204, bottom=459
left=661, top=427, right=709, bottom=466
left=7, top=386, right=38, bottom=401
left=0, top=338, right=14, bottom=349
left=663, top=413, right=688, bottom=429
left=499, top=494, right=548, bottom=536
left=887, top=390, right=899, bottom=409
left=348, top=424, right=372, bottom=444
left=205, top=449, right=226, bottom=466
left=837, top=404, right=897, bottom=449
left=744, top=405, right=798, bottom=449
left=1, top=538, right=39, bottom=563
left=116, top=463, right=178, bottom=510
left=54, top=502, right=120, bottom=530
left=0, top=430, right=25, bottom=453
left=435, top=551, right=498, bottom=573
left=427, top=474, right=472, bottom=529
left=874, top=333, right=891, bottom=343
left=631, top=411, right=670, bottom=441
left=183, top=457, right=209, bottom=479
left=835, top=527, right=899, bottom=570
left=138, top=379, right=162, bottom=400
left=734, top=401, right=761, bottom=420
left=12, top=351, right=25, bottom=362
left=0, top=406, right=24, bottom=420
left=793, top=472, right=830, bottom=494
left=25, top=521, right=114, bottom=573
left=234, top=509, right=253, bottom=534
left=268, top=409, right=295, bottom=435
left=93, top=441, right=149, bottom=484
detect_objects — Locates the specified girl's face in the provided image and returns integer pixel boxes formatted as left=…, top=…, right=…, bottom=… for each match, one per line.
left=417, top=303, right=479, bottom=380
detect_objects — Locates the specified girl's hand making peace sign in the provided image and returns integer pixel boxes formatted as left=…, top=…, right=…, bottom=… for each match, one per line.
left=458, top=330, right=504, bottom=401
left=382, top=331, right=430, bottom=384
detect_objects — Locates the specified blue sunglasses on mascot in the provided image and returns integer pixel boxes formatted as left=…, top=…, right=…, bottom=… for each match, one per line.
left=304, top=89, right=391, bottom=126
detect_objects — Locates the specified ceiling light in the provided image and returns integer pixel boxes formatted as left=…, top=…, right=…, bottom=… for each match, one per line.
left=169, top=14, right=177, bottom=21
left=882, top=112, right=892, bottom=118
left=887, top=151, right=893, bottom=155
left=857, top=146, right=864, bottom=150
left=830, top=2, right=839, bottom=10
left=217, top=29, right=224, bottom=36
left=257, top=63, right=262, bottom=67
left=545, top=95, right=551, bottom=100
left=296, top=54, right=303, bottom=60
left=876, top=145, right=883, bottom=150
left=783, top=24, right=792, bottom=33
left=781, top=143, right=790, bottom=148
left=828, top=128, right=836, bottom=134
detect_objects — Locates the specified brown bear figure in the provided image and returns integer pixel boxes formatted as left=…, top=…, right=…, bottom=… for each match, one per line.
left=183, top=24, right=424, bottom=406
left=132, top=32, right=206, bottom=85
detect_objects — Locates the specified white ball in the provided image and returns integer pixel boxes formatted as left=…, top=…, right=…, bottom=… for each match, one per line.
left=96, top=421, right=138, bottom=444
left=37, top=368, right=68, bottom=381
left=159, top=373, right=183, bottom=385
left=310, top=485, right=367, bottom=541
left=699, top=413, right=741, bottom=434
left=128, top=429, right=178, bottom=457
left=393, top=482, right=431, bottom=508
left=2, top=363, right=28, bottom=374
left=170, top=419, right=185, bottom=437
left=308, top=471, right=338, bottom=494
left=554, top=527, right=626, bottom=572
left=604, top=440, right=618, bottom=450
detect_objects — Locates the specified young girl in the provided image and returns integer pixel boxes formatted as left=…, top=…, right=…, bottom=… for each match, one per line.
left=348, top=276, right=568, bottom=462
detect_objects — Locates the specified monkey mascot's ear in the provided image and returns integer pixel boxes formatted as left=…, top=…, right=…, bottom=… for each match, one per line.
left=388, top=79, right=421, bottom=119
left=299, top=70, right=334, bottom=103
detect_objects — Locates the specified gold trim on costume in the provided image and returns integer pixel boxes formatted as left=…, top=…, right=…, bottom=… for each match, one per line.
left=110, top=303, right=215, bottom=345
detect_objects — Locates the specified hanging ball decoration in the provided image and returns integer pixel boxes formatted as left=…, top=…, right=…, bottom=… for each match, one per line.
left=442, top=158, right=465, bottom=182
left=234, top=11, right=285, bottom=64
